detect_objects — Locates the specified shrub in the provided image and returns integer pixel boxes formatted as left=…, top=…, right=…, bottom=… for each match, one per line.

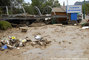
left=0, top=21, right=12, bottom=30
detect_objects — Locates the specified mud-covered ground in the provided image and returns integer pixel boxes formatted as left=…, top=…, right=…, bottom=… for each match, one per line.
left=0, top=24, right=89, bottom=60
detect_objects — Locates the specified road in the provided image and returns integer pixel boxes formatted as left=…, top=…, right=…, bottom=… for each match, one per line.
left=0, top=24, right=89, bottom=60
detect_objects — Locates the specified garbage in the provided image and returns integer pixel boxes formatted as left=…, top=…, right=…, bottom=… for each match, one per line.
left=82, top=26, right=89, bottom=29
left=31, top=37, right=51, bottom=48
left=1, top=45, right=8, bottom=50
left=21, top=39, right=27, bottom=43
left=0, top=35, right=51, bottom=51
left=74, top=24, right=77, bottom=26
left=11, top=36, right=16, bottom=39
left=19, top=42, right=24, bottom=47
left=1, top=37, right=9, bottom=44
left=17, top=47, right=20, bottom=50
left=35, top=35, right=42, bottom=40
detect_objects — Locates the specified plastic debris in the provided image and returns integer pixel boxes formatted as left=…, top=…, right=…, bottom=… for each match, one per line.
left=35, top=35, right=42, bottom=40
left=1, top=45, right=8, bottom=50
left=0, top=35, right=51, bottom=51
left=17, top=47, right=20, bottom=50
left=82, top=26, right=89, bottom=29
left=22, top=39, right=27, bottom=43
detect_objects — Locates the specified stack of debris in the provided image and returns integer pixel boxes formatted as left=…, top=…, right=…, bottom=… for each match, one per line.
left=0, top=35, right=51, bottom=51
left=31, top=35, right=51, bottom=48
left=0, top=36, right=29, bottom=51
left=80, top=19, right=89, bottom=29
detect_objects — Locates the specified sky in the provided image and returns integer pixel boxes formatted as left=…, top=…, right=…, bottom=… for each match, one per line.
left=24, top=0, right=84, bottom=5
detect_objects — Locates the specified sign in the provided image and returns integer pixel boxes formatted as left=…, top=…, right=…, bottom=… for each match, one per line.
left=67, top=5, right=82, bottom=13
left=71, top=13, right=77, bottom=20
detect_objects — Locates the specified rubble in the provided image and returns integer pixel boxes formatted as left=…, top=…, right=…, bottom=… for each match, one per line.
left=19, top=27, right=28, bottom=32
left=0, top=35, right=51, bottom=51
left=31, top=36, right=51, bottom=48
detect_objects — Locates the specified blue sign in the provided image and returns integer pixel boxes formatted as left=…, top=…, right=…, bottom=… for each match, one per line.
left=67, top=5, right=82, bottom=13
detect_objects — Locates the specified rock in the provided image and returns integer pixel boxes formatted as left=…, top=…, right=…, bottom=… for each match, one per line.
left=59, top=42, right=61, bottom=44
left=19, top=27, right=28, bottom=32
left=31, top=42, right=36, bottom=47
left=25, top=37, right=32, bottom=42
left=69, top=42, right=72, bottom=44
left=46, top=41, right=51, bottom=44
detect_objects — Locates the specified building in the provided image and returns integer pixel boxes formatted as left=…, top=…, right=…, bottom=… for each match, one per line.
left=74, top=1, right=89, bottom=5
left=51, top=6, right=67, bottom=23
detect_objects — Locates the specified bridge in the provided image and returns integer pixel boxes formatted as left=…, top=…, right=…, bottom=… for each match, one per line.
left=0, top=14, right=67, bottom=21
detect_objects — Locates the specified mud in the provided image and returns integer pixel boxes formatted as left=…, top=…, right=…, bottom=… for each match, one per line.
left=0, top=24, right=89, bottom=60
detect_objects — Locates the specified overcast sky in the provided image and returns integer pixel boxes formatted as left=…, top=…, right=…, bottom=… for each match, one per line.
left=24, top=0, right=84, bottom=5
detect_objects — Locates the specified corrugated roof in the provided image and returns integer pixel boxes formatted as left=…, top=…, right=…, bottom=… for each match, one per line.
left=52, top=6, right=66, bottom=12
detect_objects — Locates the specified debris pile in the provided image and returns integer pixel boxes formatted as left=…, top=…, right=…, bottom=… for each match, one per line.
left=0, top=35, right=51, bottom=51
left=30, top=35, right=51, bottom=49
left=80, top=19, right=89, bottom=26
left=0, top=36, right=27, bottom=51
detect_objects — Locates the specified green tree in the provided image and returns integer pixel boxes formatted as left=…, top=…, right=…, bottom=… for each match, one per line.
left=82, top=3, right=89, bottom=14
left=23, top=3, right=34, bottom=14
left=53, top=0, right=60, bottom=7
left=0, top=0, right=10, bottom=6
left=30, top=0, right=60, bottom=15
left=17, top=0, right=24, bottom=4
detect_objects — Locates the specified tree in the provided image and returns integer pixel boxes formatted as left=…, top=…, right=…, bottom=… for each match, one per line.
left=17, top=0, right=24, bottom=4
left=53, top=0, right=60, bottom=7
left=0, top=0, right=10, bottom=6
left=82, top=3, right=89, bottom=14
left=29, top=0, right=60, bottom=15
left=23, top=3, right=34, bottom=14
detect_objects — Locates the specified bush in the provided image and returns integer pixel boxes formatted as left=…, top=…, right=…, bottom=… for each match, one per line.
left=0, top=21, right=12, bottom=30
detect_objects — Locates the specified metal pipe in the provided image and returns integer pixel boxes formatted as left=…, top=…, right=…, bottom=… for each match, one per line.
left=34, top=6, right=42, bottom=16
left=6, top=6, right=9, bottom=15
left=48, top=6, right=56, bottom=15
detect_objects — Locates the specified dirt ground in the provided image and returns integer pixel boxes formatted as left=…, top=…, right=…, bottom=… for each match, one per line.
left=0, top=24, right=89, bottom=60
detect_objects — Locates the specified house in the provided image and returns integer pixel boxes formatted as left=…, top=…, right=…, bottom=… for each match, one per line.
left=51, top=6, right=68, bottom=23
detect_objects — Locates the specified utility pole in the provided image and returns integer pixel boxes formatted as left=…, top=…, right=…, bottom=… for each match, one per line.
left=67, top=0, right=68, bottom=20
left=67, top=0, right=68, bottom=6
left=83, top=0, right=85, bottom=19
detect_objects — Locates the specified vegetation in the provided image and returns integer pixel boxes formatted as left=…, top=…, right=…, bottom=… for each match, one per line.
left=23, top=0, right=60, bottom=15
left=0, top=21, right=12, bottom=30
left=0, top=0, right=23, bottom=6
left=0, top=0, right=60, bottom=15
left=82, top=3, right=89, bottom=15
left=0, top=0, right=10, bottom=6
left=0, top=0, right=89, bottom=15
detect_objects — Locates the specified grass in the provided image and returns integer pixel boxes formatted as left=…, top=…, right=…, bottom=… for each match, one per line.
left=0, top=21, right=12, bottom=30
